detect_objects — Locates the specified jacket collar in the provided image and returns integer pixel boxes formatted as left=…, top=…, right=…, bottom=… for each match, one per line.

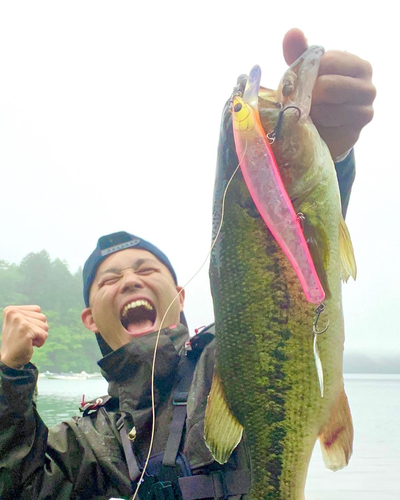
left=98, top=323, right=188, bottom=413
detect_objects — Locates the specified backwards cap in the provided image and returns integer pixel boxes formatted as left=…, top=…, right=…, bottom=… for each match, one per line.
left=83, top=231, right=178, bottom=307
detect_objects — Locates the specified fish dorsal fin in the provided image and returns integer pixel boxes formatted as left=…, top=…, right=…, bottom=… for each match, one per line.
left=318, top=389, right=354, bottom=471
left=204, top=372, right=244, bottom=464
left=339, top=217, right=357, bottom=282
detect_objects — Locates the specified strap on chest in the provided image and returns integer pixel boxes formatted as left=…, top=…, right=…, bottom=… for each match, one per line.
left=117, top=350, right=197, bottom=485
left=117, top=415, right=142, bottom=483
left=162, top=353, right=197, bottom=467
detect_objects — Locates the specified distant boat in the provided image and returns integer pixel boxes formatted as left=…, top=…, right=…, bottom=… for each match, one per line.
left=44, top=371, right=103, bottom=380
left=86, top=372, right=103, bottom=379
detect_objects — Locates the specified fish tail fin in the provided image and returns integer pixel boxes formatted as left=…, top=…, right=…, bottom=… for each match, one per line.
left=339, top=217, right=357, bottom=282
left=204, top=372, right=244, bottom=464
left=318, top=389, right=354, bottom=471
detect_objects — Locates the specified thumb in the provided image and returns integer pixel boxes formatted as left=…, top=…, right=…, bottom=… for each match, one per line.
left=283, top=28, right=308, bottom=65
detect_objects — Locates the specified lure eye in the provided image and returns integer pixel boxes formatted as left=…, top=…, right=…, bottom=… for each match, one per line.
left=234, top=103, right=242, bottom=113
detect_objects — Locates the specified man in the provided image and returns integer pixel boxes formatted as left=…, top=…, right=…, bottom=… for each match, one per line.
left=0, top=29, right=375, bottom=499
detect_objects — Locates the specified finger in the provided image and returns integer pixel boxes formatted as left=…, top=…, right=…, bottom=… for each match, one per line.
left=317, top=125, right=361, bottom=158
left=28, top=328, right=49, bottom=348
left=24, top=316, right=50, bottom=331
left=312, top=75, right=377, bottom=105
left=19, top=311, right=48, bottom=323
left=319, top=50, right=373, bottom=79
left=282, top=28, right=308, bottom=65
left=5, top=309, right=48, bottom=328
left=311, top=103, right=374, bottom=129
left=3, top=305, right=42, bottom=320
left=32, top=333, right=48, bottom=348
left=6, top=305, right=42, bottom=312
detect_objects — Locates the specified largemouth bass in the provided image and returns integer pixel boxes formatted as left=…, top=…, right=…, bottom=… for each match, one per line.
left=205, top=46, right=357, bottom=500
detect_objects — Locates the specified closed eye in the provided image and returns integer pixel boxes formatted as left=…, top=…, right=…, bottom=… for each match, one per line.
left=136, top=267, right=159, bottom=275
left=99, top=275, right=120, bottom=286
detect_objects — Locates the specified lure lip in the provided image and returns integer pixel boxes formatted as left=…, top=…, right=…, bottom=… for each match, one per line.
left=278, top=45, right=325, bottom=122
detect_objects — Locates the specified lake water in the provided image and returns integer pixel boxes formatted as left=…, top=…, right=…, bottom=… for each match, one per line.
left=36, top=374, right=400, bottom=499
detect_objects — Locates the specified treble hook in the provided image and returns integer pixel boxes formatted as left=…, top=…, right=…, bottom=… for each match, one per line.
left=267, top=105, right=301, bottom=144
left=313, top=303, right=329, bottom=335
left=313, top=302, right=328, bottom=398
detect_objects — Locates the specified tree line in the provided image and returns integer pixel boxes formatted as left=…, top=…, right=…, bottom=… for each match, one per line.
left=0, top=251, right=101, bottom=372
left=2, top=251, right=399, bottom=374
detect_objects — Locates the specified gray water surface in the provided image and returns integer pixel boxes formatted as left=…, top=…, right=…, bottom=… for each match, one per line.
left=36, top=374, right=400, bottom=499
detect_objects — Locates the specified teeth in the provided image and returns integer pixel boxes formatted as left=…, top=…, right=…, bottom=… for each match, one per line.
left=122, top=300, right=154, bottom=318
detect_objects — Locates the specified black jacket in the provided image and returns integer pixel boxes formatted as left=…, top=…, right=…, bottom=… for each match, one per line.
left=0, top=324, right=250, bottom=499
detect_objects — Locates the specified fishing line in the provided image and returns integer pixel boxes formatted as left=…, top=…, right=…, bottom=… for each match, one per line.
left=130, top=144, right=246, bottom=500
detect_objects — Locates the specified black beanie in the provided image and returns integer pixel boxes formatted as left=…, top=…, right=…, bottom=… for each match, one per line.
left=83, top=231, right=179, bottom=307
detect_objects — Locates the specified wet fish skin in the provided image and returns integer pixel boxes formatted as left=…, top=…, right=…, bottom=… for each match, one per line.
left=206, top=47, right=355, bottom=500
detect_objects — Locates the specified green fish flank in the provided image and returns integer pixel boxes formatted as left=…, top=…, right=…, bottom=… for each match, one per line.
left=207, top=47, right=354, bottom=500
left=214, top=173, right=324, bottom=498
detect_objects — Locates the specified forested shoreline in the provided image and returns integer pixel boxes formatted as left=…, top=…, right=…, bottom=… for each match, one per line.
left=0, top=251, right=101, bottom=372
left=1, top=251, right=399, bottom=374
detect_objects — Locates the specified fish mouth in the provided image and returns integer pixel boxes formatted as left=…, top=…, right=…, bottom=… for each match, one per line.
left=120, top=298, right=157, bottom=336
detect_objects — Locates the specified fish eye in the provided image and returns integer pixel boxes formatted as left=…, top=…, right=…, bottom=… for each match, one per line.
left=234, top=103, right=242, bottom=113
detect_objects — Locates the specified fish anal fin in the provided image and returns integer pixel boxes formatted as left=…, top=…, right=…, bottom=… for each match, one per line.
left=204, top=372, right=244, bottom=464
left=339, top=217, right=357, bottom=282
left=318, top=389, right=354, bottom=471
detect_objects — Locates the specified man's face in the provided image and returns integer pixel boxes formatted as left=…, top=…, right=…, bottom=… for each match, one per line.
left=81, top=248, right=185, bottom=351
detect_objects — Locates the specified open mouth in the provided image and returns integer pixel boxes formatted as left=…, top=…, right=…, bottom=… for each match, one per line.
left=120, top=299, right=157, bottom=335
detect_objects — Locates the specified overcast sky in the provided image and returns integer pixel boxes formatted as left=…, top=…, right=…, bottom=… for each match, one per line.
left=0, top=1, right=398, bottom=357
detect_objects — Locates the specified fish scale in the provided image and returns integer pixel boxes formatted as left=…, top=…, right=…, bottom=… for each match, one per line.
left=205, top=46, right=355, bottom=500
left=216, top=175, right=323, bottom=498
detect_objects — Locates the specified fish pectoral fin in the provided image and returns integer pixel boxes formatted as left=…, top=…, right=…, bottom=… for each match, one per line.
left=339, top=217, right=357, bottom=282
left=302, top=206, right=331, bottom=299
left=204, top=372, right=244, bottom=464
left=318, top=389, right=354, bottom=471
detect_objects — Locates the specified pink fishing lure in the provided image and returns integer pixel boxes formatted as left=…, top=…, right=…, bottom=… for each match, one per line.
left=231, top=65, right=325, bottom=304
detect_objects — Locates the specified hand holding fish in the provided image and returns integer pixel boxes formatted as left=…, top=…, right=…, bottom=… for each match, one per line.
left=283, top=28, right=376, bottom=160
left=0, top=305, right=48, bottom=369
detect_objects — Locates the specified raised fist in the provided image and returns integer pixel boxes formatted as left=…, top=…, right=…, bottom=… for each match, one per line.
left=0, top=305, right=49, bottom=369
